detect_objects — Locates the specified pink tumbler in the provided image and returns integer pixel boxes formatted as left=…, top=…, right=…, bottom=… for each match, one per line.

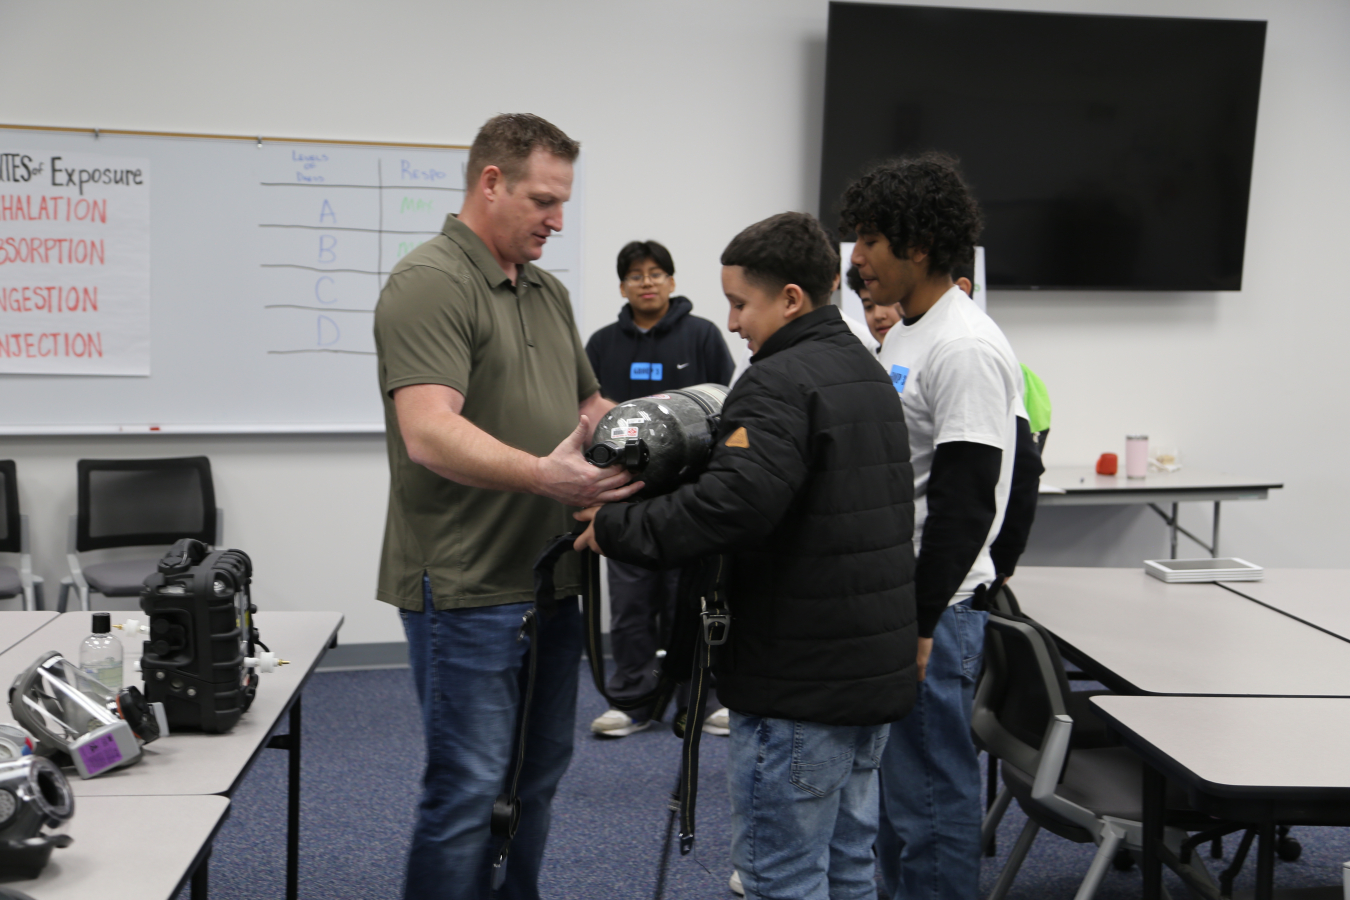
left=1125, top=435, right=1148, bottom=479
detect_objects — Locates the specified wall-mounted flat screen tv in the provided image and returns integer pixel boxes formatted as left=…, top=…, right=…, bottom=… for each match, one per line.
left=820, top=3, right=1266, bottom=290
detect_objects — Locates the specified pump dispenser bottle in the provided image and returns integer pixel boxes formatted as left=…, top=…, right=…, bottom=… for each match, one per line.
left=80, top=611, right=124, bottom=690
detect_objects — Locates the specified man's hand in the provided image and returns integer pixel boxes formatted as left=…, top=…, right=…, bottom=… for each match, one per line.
left=572, top=505, right=605, bottom=555
left=916, top=637, right=933, bottom=682
left=536, top=416, right=645, bottom=507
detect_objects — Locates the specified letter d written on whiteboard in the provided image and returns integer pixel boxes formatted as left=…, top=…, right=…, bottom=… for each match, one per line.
left=0, top=150, right=151, bottom=375
left=317, top=315, right=339, bottom=347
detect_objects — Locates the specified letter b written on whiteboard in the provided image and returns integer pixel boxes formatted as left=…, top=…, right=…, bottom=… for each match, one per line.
left=318, top=234, right=337, bottom=263
left=317, top=315, right=339, bottom=347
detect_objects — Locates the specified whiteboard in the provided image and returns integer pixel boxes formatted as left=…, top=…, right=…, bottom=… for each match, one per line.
left=0, top=126, right=586, bottom=434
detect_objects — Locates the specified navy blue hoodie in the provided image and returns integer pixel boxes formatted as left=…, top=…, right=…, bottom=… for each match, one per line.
left=585, top=296, right=735, bottom=402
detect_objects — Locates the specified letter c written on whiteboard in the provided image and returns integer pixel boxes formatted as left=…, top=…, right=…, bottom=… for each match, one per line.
left=315, top=276, right=336, bottom=305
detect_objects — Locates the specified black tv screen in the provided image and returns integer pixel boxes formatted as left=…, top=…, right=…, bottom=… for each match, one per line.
left=820, top=3, right=1266, bottom=291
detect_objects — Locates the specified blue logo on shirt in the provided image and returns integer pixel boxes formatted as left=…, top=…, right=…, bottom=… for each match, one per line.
left=889, top=365, right=909, bottom=394
left=631, top=362, right=663, bottom=381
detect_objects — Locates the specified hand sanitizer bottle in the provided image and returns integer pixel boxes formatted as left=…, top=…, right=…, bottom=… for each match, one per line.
left=80, top=612, right=124, bottom=691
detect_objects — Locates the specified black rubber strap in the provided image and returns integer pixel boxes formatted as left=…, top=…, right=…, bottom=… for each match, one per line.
left=490, top=605, right=539, bottom=889
left=677, top=555, right=726, bottom=854
left=540, top=534, right=674, bottom=714
left=532, top=534, right=725, bottom=857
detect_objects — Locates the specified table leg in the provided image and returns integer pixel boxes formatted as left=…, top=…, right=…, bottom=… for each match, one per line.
left=288, top=697, right=301, bottom=900
left=1256, top=821, right=1275, bottom=900
left=192, top=844, right=211, bottom=899
left=1170, top=502, right=1179, bottom=558
left=1212, top=502, right=1221, bottom=558
left=1143, top=764, right=1164, bottom=900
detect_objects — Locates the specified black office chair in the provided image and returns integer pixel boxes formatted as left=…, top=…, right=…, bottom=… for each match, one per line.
left=980, top=586, right=1121, bottom=851
left=60, top=457, right=221, bottom=611
left=0, top=461, right=43, bottom=610
left=974, top=609, right=1221, bottom=900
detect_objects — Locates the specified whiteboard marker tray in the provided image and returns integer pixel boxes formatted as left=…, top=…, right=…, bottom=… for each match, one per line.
left=1144, top=557, right=1264, bottom=583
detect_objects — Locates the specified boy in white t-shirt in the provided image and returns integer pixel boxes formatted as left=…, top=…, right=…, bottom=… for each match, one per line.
left=839, top=153, right=1043, bottom=900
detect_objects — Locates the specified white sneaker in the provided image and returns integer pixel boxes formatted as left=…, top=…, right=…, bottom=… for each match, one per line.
left=590, top=708, right=651, bottom=738
left=703, top=707, right=731, bottom=736
left=729, top=869, right=745, bottom=896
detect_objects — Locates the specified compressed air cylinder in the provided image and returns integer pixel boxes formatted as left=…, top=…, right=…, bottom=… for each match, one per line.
left=585, top=384, right=728, bottom=498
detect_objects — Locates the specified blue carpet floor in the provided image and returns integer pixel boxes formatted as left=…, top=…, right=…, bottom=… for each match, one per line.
left=180, top=665, right=1350, bottom=898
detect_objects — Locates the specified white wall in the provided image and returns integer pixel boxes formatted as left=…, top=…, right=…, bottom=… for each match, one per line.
left=2, top=0, right=1347, bottom=637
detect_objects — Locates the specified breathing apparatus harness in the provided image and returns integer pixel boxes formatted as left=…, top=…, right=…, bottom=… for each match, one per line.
left=493, top=385, right=730, bottom=896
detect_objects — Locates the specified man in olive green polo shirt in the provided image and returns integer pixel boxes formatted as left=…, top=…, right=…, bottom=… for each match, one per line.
left=374, top=113, right=640, bottom=900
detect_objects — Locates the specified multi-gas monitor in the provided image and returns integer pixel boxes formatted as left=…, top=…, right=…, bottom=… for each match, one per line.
left=820, top=3, right=1266, bottom=291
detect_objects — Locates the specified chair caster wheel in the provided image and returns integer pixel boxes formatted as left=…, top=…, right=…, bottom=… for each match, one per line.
left=1112, top=848, right=1135, bottom=871
left=1276, top=837, right=1302, bottom=862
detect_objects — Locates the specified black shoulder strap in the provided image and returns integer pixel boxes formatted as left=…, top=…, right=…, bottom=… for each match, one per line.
left=534, top=533, right=678, bottom=714
left=675, top=553, right=728, bottom=853
left=532, top=535, right=729, bottom=858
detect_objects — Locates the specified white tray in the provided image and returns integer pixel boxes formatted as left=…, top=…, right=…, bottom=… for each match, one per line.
left=1144, top=557, right=1264, bottom=583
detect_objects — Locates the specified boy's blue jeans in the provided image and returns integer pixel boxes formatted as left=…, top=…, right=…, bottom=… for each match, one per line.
left=876, top=599, right=988, bottom=900
left=400, top=577, right=581, bottom=900
left=728, top=712, right=889, bottom=900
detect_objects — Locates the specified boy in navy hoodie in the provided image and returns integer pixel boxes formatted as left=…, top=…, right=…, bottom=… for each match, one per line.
left=584, top=240, right=734, bottom=737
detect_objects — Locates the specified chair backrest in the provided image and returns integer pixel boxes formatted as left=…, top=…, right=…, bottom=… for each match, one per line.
left=971, top=609, right=1075, bottom=780
left=990, top=583, right=1025, bottom=617
left=0, top=460, right=18, bottom=554
left=76, top=457, right=216, bottom=552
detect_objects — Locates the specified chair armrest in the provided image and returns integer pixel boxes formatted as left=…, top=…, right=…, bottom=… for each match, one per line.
left=1031, top=714, right=1073, bottom=802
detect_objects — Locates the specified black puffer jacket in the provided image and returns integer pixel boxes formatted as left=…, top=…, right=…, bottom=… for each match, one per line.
left=585, top=296, right=735, bottom=402
left=594, top=304, right=917, bottom=726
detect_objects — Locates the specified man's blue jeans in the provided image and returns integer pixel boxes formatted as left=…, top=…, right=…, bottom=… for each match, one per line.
left=728, top=712, right=889, bottom=900
left=876, top=599, right=988, bottom=900
left=400, top=578, right=581, bottom=900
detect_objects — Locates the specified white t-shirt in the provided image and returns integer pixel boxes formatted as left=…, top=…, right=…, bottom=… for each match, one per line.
left=728, top=309, right=878, bottom=386
left=877, top=285, right=1024, bottom=604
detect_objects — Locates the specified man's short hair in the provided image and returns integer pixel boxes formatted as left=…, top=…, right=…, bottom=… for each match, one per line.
left=837, top=152, right=982, bottom=278
left=616, top=240, right=676, bottom=281
left=845, top=264, right=865, bottom=294
left=721, top=212, right=839, bottom=308
left=465, top=113, right=580, bottom=190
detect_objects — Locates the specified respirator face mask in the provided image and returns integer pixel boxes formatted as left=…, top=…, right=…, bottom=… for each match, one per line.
left=8, top=651, right=159, bottom=779
left=584, top=384, right=728, bottom=496
left=0, top=755, right=75, bottom=879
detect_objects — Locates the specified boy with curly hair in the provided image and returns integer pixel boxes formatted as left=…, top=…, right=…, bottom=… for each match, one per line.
left=841, top=153, right=1042, bottom=900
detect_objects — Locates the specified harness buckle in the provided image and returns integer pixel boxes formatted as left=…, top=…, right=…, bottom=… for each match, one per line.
left=701, top=611, right=729, bottom=646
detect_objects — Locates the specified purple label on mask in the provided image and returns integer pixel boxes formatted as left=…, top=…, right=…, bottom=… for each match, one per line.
left=76, top=732, right=124, bottom=775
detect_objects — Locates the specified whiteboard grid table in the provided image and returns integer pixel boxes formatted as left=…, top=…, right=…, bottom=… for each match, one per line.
left=1038, top=466, right=1283, bottom=557
left=0, top=124, right=585, bottom=433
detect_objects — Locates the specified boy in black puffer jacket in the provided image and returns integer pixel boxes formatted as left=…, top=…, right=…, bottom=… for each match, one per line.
left=574, top=212, right=917, bottom=900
